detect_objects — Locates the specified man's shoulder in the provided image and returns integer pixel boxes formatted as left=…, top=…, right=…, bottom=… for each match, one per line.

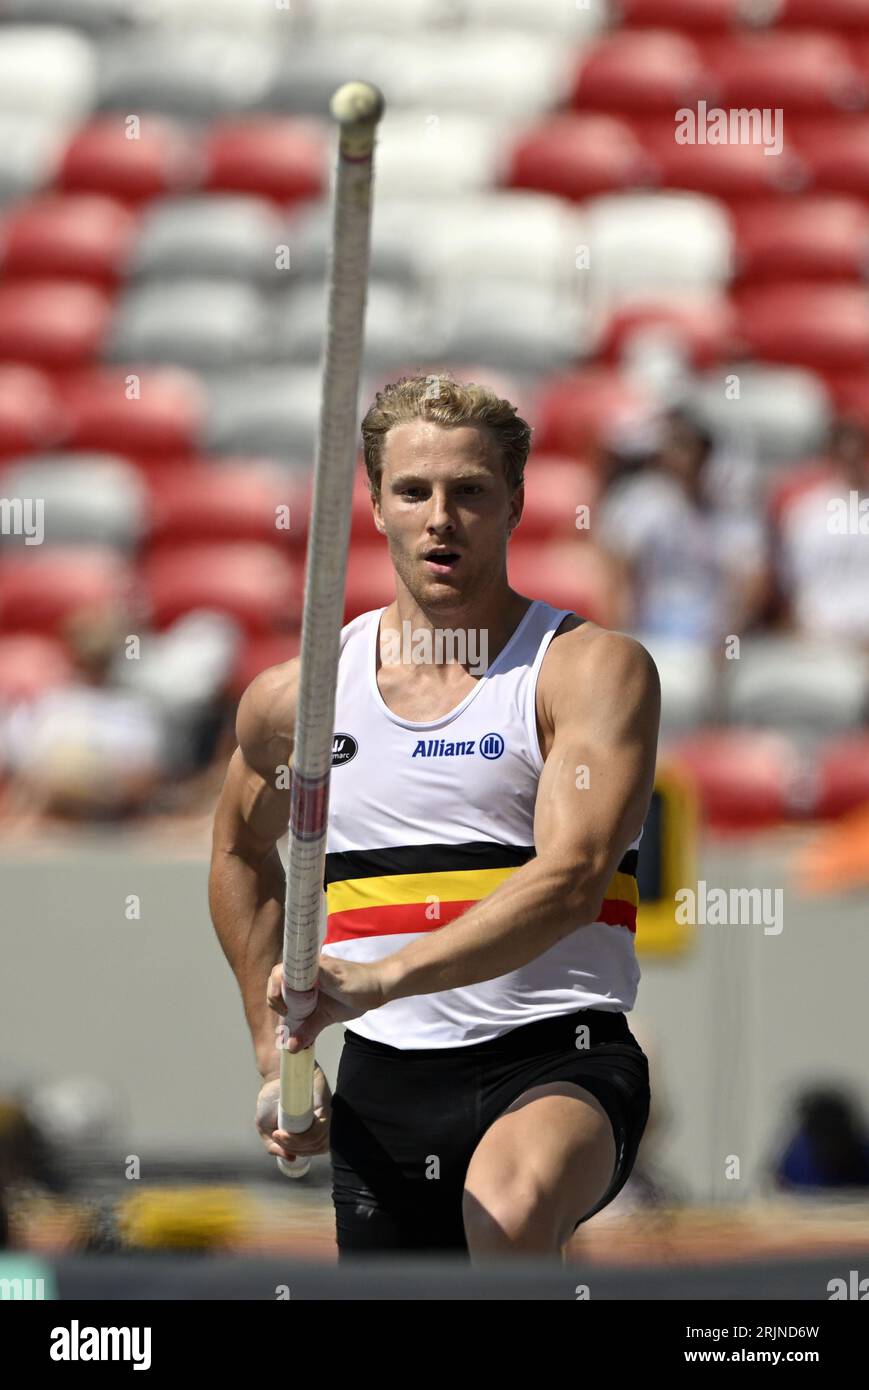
left=236, top=657, right=300, bottom=773
left=538, top=620, right=659, bottom=723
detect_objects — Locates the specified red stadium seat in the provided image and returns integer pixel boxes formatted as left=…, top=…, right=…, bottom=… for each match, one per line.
left=202, top=119, right=327, bottom=204
left=143, top=542, right=302, bottom=634
left=618, top=0, right=748, bottom=30
left=815, top=734, right=869, bottom=819
left=732, top=197, right=869, bottom=283
left=0, top=633, right=74, bottom=703
left=597, top=295, right=739, bottom=369
left=506, top=541, right=616, bottom=627
left=350, top=471, right=379, bottom=544
left=766, top=459, right=840, bottom=527
left=700, top=32, right=867, bottom=114
left=344, top=544, right=395, bottom=621
left=533, top=370, right=654, bottom=455
left=504, top=115, right=654, bottom=201
left=792, top=115, right=869, bottom=194
left=778, top=0, right=869, bottom=32
left=0, top=195, right=137, bottom=287
left=666, top=729, right=802, bottom=830
left=56, top=116, right=199, bottom=204
left=0, top=549, right=133, bottom=638
left=733, top=283, right=869, bottom=370
left=570, top=30, right=710, bottom=114
left=638, top=119, right=805, bottom=200
left=229, top=629, right=300, bottom=702
left=0, top=365, right=64, bottom=459
left=514, top=460, right=600, bottom=541
left=0, top=280, right=111, bottom=370
left=817, top=371, right=869, bottom=426
left=58, top=368, right=206, bottom=457
left=145, top=467, right=307, bottom=553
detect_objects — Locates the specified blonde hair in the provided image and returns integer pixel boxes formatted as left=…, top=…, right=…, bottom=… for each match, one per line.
left=361, top=372, right=532, bottom=500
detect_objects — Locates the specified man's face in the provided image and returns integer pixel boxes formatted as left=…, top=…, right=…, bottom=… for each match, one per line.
left=371, top=419, right=523, bottom=610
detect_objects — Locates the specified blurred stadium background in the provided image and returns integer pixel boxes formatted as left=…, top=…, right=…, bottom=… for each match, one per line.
left=1, top=0, right=868, bottom=1297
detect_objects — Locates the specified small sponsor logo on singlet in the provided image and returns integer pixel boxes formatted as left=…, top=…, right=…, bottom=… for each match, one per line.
left=410, top=733, right=505, bottom=759
left=331, top=734, right=358, bottom=766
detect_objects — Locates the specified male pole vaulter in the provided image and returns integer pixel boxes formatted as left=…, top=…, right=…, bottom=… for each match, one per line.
left=209, top=373, right=661, bottom=1260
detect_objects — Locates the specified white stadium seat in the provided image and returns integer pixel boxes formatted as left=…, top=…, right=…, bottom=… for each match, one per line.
left=0, top=113, right=71, bottom=202
left=687, top=366, right=832, bottom=463
left=461, top=0, right=609, bottom=37
left=583, top=193, right=734, bottom=299
left=0, top=456, right=147, bottom=549
left=373, top=113, right=502, bottom=197
left=271, top=282, right=424, bottom=368
left=203, top=365, right=322, bottom=462
left=105, top=280, right=270, bottom=370
left=627, top=635, right=717, bottom=732
left=431, top=280, right=586, bottom=372
left=373, top=34, right=573, bottom=116
left=96, top=32, right=276, bottom=118
left=726, top=637, right=869, bottom=735
left=0, top=27, right=97, bottom=119
left=417, top=192, right=584, bottom=293
left=130, top=196, right=285, bottom=282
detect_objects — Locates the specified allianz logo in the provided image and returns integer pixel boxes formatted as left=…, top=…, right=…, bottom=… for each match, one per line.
left=411, top=733, right=505, bottom=760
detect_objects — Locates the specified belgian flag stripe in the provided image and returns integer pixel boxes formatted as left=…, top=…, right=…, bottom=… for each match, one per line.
left=324, top=841, right=639, bottom=886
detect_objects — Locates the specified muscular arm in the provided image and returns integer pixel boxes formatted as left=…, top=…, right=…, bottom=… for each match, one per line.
left=380, top=629, right=661, bottom=1001
left=208, top=662, right=298, bottom=1079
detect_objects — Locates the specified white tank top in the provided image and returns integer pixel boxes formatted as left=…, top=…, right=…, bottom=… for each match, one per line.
left=321, top=598, right=642, bottom=1048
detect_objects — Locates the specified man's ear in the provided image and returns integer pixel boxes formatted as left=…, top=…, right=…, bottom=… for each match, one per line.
left=508, top=482, right=524, bottom=534
left=371, top=488, right=386, bottom=534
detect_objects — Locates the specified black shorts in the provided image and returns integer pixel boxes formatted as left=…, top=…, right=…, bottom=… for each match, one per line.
left=330, top=1006, right=651, bottom=1256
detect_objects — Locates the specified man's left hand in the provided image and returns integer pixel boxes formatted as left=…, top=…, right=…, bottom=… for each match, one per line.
left=267, top=953, right=390, bottom=1052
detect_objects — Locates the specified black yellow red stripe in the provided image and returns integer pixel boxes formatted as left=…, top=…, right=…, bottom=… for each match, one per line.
left=323, top=841, right=639, bottom=943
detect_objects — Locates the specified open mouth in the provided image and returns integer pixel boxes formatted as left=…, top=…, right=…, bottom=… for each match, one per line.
left=423, top=548, right=461, bottom=574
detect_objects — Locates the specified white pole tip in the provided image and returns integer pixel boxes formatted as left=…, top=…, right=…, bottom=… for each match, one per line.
left=330, top=81, right=385, bottom=128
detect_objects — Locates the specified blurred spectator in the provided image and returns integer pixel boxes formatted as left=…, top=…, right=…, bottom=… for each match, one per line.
left=1, top=603, right=167, bottom=820
left=775, top=418, right=869, bottom=645
left=596, top=408, right=769, bottom=645
left=772, top=1085, right=869, bottom=1192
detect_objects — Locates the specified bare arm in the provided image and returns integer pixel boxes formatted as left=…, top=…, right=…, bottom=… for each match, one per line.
left=380, top=629, right=661, bottom=1000
left=208, top=662, right=299, bottom=1079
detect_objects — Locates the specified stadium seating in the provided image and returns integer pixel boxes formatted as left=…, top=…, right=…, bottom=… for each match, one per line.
left=201, top=119, right=326, bottom=202
left=506, top=114, right=654, bottom=200
left=0, top=365, right=65, bottom=458
left=665, top=729, right=805, bottom=830
left=0, top=547, right=132, bottom=637
left=0, top=193, right=137, bottom=285
left=129, top=195, right=283, bottom=283
left=58, top=367, right=207, bottom=456
left=731, top=197, right=869, bottom=283
left=0, top=632, right=75, bottom=703
left=0, top=454, right=147, bottom=548
left=733, top=283, right=869, bottom=371
left=106, top=279, right=270, bottom=370
left=142, top=542, right=302, bottom=634
left=0, top=0, right=866, bottom=827
left=0, top=279, right=111, bottom=368
left=570, top=30, right=710, bottom=114
left=144, top=466, right=306, bottom=554
left=56, top=116, right=199, bottom=202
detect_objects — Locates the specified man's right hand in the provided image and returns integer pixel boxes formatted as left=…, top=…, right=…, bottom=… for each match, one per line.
left=255, top=1065, right=332, bottom=1162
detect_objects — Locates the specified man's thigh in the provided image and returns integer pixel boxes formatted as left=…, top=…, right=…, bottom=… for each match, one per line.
left=462, top=1082, right=618, bottom=1248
